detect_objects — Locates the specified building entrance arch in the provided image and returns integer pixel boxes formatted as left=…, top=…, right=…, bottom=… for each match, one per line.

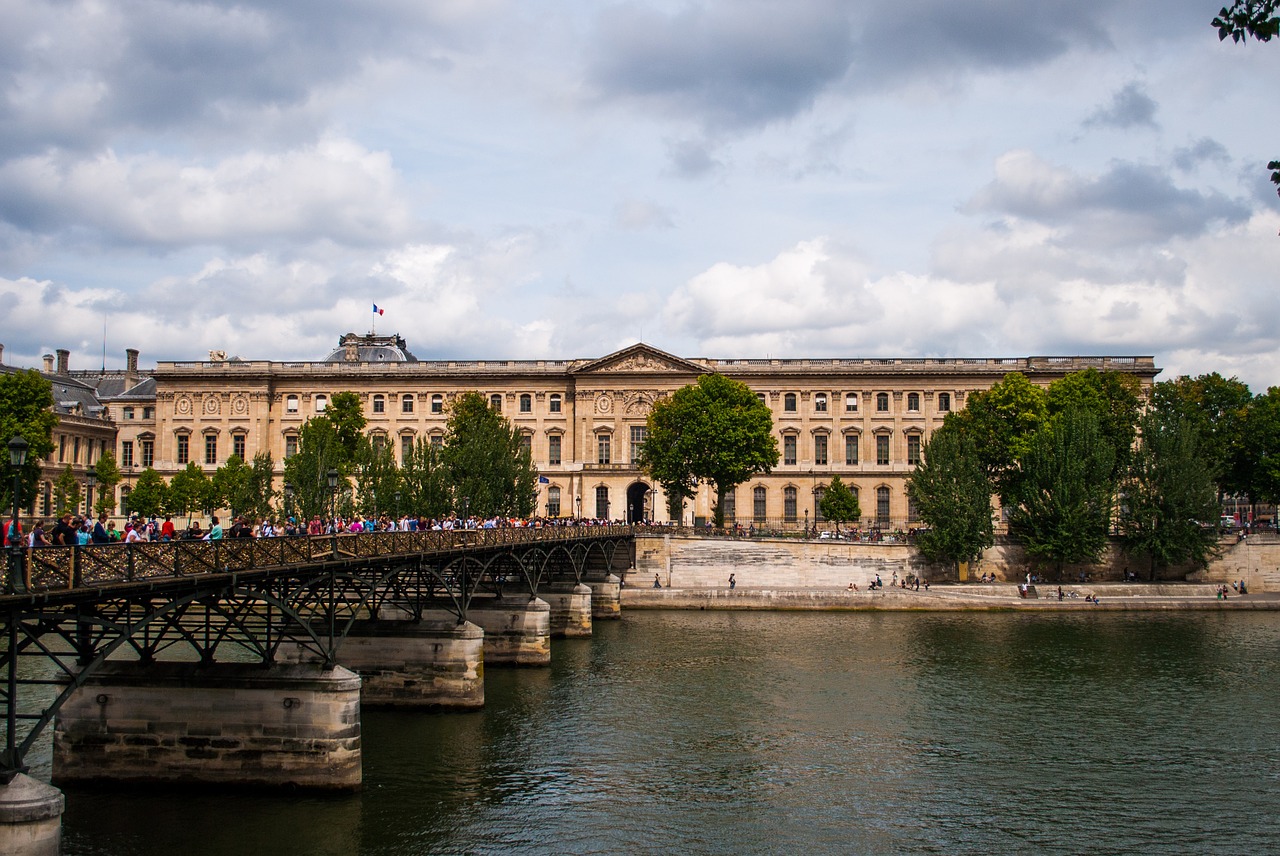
left=626, top=482, right=650, bottom=524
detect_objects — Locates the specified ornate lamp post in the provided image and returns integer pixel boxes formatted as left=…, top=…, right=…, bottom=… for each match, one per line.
left=86, top=466, right=97, bottom=519
left=326, top=469, right=339, bottom=523
left=394, top=491, right=402, bottom=523
left=283, top=482, right=294, bottom=524
left=8, top=435, right=29, bottom=595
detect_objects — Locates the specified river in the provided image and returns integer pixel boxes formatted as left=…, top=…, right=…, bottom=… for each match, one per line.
left=58, top=610, right=1280, bottom=855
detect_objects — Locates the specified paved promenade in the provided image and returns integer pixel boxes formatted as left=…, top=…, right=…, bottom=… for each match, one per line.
left=621, top=582, right=1280, bottom=611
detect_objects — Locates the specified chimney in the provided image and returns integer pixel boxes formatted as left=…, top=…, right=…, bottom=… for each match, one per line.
left=126, top=348, right=139, bottom=387
left=0, top=343, right=4, bottom=365
left=56, top=348, right=70, bottom=375
left=43, top=354, right=54, bottom=373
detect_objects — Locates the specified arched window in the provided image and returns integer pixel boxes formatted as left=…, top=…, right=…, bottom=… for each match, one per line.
left=548, top=486, right=561, bottom=517
left=814, top=393, right=828, bottom=412
left=756, top=392, right=766, bottom=405
left=315, top=394, right=328, bottom=413
left=286, top=394, right=299, bottom=413
left=401, top=394, right=414, bottom=414
left=784, top=487, right=798, bottom=522
left=753, top=486, right=767, bottom=522
left=490, top=394, right=502, bottom=411
left=372, top=394, right=385, bottom=414
left=431, top=394, right=444, bottom=414
left=595, top=485, right=610, bottom=519
left=938, top=392, right=951, bottom=412
left=784, top=393, right=797, bottom=412
left=907, top=392, right=920, bottom=412
left=845, top=393, right=858, bottom=412
left=519, top=394, right=532, bottom=413
left=119, top=486, right=131, bottom=518
left=549, top=394, right=562, bottom=413
left=876, top=393, right=889, bottom=412
left=876, top=486, right=890, bottom=524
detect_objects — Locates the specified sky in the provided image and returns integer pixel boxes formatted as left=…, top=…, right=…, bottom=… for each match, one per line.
left=1, top=0, right=1278, bottom=391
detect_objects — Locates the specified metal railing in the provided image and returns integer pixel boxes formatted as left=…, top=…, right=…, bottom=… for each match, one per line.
left=4, top=525, right=632, bottom=596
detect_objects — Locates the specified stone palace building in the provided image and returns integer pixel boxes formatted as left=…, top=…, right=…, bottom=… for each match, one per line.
left=5, top=334, right=1160, bottom=527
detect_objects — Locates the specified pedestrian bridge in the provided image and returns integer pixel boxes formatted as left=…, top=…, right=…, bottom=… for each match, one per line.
left=0, top=526, right=634, bottom=850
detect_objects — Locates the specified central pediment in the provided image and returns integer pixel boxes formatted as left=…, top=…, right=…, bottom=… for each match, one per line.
left=572, top=343, right=709, bottom=376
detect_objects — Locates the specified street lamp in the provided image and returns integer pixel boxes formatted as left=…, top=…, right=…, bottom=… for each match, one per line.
left=461, top=496, right=470, bottom=529
left=8, top=435, right=29, bottom=594
left=804, top=508, right=810, bottom=538
left=326, top=469, right=339, bottom=522
left=394, top=491, right=401, bottom=521
left=284, top=482, right=294, bottom=523
left=86, top=466, right=97, bottom=518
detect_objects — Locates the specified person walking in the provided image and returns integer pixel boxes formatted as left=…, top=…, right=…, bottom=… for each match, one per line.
left=728, top=573, right=736, bottom=590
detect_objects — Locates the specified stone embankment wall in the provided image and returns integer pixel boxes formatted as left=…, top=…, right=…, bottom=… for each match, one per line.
left=634, top=533, right=1279, bottom=591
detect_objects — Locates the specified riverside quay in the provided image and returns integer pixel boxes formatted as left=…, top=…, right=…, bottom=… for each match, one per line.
left=1, top=336, right=1157, bottom=529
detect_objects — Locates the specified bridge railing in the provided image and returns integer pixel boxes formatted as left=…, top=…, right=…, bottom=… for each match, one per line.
left=4, top=526, right=633, bottom=595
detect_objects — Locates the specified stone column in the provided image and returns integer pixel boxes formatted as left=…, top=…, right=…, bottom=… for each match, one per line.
left=337, top=619, right=485, bottom=710
left=467, top=597, right=551, bottom=666
left=0, top=774, right=63, bottom=856
left=540, top=583, right=593, bottom=637
left=53, top=662, right=362, bottom=791
left=587, top=574, right=622, bottom=620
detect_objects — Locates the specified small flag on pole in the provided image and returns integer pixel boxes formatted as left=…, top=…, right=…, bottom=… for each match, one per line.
left=373, top=304, right=384, bottom=315
left=538, top=475, right=550, bottom=484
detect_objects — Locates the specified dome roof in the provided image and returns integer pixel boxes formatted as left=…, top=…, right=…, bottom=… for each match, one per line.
left=322, top=333, right=418, bottom=363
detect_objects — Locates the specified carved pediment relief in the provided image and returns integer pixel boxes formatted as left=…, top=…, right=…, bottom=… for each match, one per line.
left=573, top=343, right=708, bottom=376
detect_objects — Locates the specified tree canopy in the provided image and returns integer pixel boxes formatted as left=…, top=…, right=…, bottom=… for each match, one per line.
left=947, top=371, right=1047, bottom=501
left=0, top=369, right=58, bottom=514
left=818, top=476, right=860, bottom=532
left=127, top=468, right=168, bottom=519
left=1150, top=372, right=1252, bottom=498
left=442, top=392, right=537, bottom=518
left=92, top=450, right=122, bottom=516
left=638, top=374, right=779, bottom=527
left=907, top=422, right=995, bottom=570
left=1046, top=368, right=1143, bottom=481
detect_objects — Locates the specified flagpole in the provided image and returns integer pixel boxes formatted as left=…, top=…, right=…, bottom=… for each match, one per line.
left=372, top=305, right=376, bottom=335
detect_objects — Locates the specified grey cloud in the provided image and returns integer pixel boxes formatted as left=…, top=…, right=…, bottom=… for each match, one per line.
left=665, top=139, right=724, bottom=178
left=1083, top=82, right=1158, bottom=130
left=1173, top=138, right=1230, bottom=171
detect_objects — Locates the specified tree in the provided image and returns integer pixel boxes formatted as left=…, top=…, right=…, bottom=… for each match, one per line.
left=948, top=372, right=1047, bottom=501
left=1046, top=368, right=1143, bottom=482
left=1238, top=387, right=1280, bottom=505
left=283, top=417, right=349, bottom=520
left=212, top=454, right=253, bottom=517
left=818, top=476, right=860, bottom=533
left=167, top=462, right=215, bottom=521
left=1007, top=407, right=1116, bottom=579
left=1212, top=1, right=1280, bottom=199
left=246, top=452, right=277, bottom=521
left=907, top=423, right=996, bottom=572
left=1118, top=409, right=1222, bottom=580
left=326, top=391, right=367, bottom=460
left=353, top=438, right=400, bottom=518
left=1150, top=373, right=1253, bottom=499
left=0, top=369, right=58, bottom=514
left=54, top=465, right=82, bottom=517
left=92, top=450, right=122, bottom=516
left=638, top=374, right=779, bottom=528
left=128, top=468, right=169, bottom=519
left=400, top=437, right=452, bottom=519
left=442, top=392, right=538, bottom=518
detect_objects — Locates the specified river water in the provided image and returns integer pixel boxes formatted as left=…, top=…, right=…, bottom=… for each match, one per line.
left=58, top=610, right=1280, bottom=855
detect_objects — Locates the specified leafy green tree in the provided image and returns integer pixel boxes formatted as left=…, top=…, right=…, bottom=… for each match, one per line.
left=818, top=476, right=860, bottom=533
left=1118, top=409, right=1222, bottom=580
left=1150, top=373, right=1253, bottom=498
left=92, top=450, right=122, bottom=516
left=442, top=392, right=537, bottom=517
left=400, top=437, right=452, bottom=518
left=354, top=438, right=400, bottom=518
left=247, top=452, right=277, bottom=521
left=1046, top=368, right=1143, bottom=481
left=326, top=391, right=367, bottom=460
left=127, top=468, right=169, bottom=519
left=1238, top=387, right=1280, bottom=505
left=283, top=417, right=349, bottom=520
left=167, top=462, right=215, bottom=521
left=907, top=423, right=996, bottom=571
left=54, top=464, right=82, bottom=516
left=212, top=454, right=252, bottom=516
left=1007, top=407, right=1117, bottom=579
left=0, top=369, right=58, bottom=513
left=949, top=371, right=1047, bottom=501
left=638, top=374, right=779, bottom=528
left=1212, top=1, right=1280, bottom=198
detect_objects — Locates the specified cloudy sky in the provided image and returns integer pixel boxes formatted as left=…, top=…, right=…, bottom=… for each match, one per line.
left=2, top=0, right=1278, bottom=390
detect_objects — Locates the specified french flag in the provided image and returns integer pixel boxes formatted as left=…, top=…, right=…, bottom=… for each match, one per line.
left=373, top=304, right=384, bottom=315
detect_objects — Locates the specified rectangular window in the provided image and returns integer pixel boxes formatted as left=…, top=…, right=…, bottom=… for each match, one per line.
left=520, top=395, right=532, bottom=413
left=784, top=435, right=796, bottom=466
left=753, top=487, right=767, bottom=522
left=233, top=434, right=246, bottom=460
left=520, top=434, right=532, bottom=456
left=597, top=435, right=611, bottom=465
left=402, top=395, right=414, bottom=414
left=373, top=397, right=385, bottom=414
left=177, top=435, right=189, bottom=464
left=548, top=486, right=561, bottom=517
left=58, top=436, right=66, bottom=463
left=431, top=435, right=443, bottom=448
left=846, top=393, right=858, bottom=412
left=814, top=434, right=828, bottom=466
left=143, top=407, right=154, bottom=420
left=721, top=489, right=736, bottom=521
left=140, top=438, right=154, bottom=468
left=401, top=435, right=413, bottom=464
left=907, top=434, right=921, bottom=466
left=120, top=441, right=134, bottom=468
left=549, top=395, right=562, bottom=413
left=784, top=488, right=797, bottom=522
left=286, top=396, right=299, bottom=413
left=630, top=426, right=648, bottom=463
left=285, top=436, right=298, bottom=459
left=845, top=434, right=859, bottom=465
left=876, top=435, right=890, bottom=465
left=548, top=435, right=562, bottom=465
left=73, top=437, right=81, bottom=463
left=123, top=406, right=134, bottom=420
left=205, top=434, right=217, bottom=465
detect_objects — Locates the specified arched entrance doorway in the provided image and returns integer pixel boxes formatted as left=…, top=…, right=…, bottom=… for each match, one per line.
left=626, top=482, right=650, bottom=524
